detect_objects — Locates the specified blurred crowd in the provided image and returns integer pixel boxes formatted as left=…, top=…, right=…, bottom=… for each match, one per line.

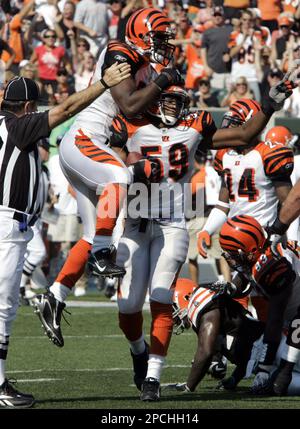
left=1, top=0, right=300, bottom=110
left=2, top=0, right=300, bottom=298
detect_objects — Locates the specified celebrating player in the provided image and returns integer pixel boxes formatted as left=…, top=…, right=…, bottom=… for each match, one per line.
left=107, top=68, right=296, bottom=401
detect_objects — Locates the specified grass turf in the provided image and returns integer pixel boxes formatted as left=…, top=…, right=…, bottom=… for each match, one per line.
left=6, top=303, right=300, bottom=409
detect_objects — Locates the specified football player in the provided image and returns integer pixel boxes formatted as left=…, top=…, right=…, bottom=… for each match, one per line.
left=197, top=99, right=298, bottom=265
left=218, top=215, right=300, bottom=394
left=169, top=277, right=265, bottom=393
left=32, top=7, right=185, bottom=347
left=108, top=74, right=296, bottom=401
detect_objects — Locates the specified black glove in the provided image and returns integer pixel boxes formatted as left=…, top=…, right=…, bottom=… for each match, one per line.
left=129, top=159, right=161, bottom=187
left=264, top=218, right=289, bottom=258
left=208, top=281, right=237, bottom=299
left=154, top=68, right=185, bottom=91
left=216, top=376, right=237, bottom=391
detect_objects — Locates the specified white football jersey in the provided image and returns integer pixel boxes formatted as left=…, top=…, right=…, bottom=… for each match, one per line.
left=70, top=41, right=156, bottom=143
left=214, top=142, right=294, bottom=226
left=111, top=111, right=216, bottom=227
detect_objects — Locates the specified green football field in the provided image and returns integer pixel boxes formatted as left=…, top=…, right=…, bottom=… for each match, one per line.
left=6, top=300, right=300, bottom=409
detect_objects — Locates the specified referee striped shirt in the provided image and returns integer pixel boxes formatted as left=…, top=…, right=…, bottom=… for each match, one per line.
left=0, top=110, right=50, bottom=220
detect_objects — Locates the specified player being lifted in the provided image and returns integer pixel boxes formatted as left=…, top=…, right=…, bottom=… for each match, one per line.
left=168, top=216, right=300, bottom=395
left=32, top=8, right=185, bottom=347
left=107, top=70, right=297, bottom=401
left=197, top=99, right=298, bottom=263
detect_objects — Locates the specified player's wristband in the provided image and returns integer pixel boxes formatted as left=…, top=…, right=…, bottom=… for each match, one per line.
left=270, top=216, right=289, bottom=235
left=202, top=207, right=228, bottom=235
left=100, top=78, right=110, bottom=89
left=154, top=73, right=170, bottom=91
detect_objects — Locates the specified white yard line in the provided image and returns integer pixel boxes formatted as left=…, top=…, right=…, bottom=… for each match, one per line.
left=16, top=378, right=63, bottom=383
left=7, top=365, right=191, bottom=375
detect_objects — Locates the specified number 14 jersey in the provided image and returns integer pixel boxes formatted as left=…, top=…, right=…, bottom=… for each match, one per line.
left=214, top=141, right=294, bottom=226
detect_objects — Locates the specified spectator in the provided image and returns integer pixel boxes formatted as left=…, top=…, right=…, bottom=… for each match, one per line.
left=223, top=0, right=250, bottom=21
left=193, top=78, right=220, bottom=108
left=1, top=0, right=35, bottom=73
left=30, top=29, right=70, bottom=100
left=74, top=0, right=109, bottom=56
left=271, top=15, right=297, bottom=65
left=69, top=33, right=91, bottom=71
left=74, top=51, right=95, bottom=92
left=184, top=39, right=206, bottom=91
left=0, top=37, right=16, bottom=83
left=220, top=76, right=254, bottom=107
left=257, top=0, right=281, bottom=33
left=194, top=0, right=214, bottom=27
left=107, top=0, right=125, bottom=41
left=201, top=6, right=232, bottom=92
left=55, top=1, right=98, bottom=52
left=228, top=8, right=263, bottom=102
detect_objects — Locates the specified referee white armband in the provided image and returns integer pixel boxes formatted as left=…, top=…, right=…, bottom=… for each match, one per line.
left=202, top=208, right=228, bottom=235
left=217, top=200, right=230, bottom=209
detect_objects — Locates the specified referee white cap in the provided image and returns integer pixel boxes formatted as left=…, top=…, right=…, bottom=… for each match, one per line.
left=3, top=77, right=40, bottom=101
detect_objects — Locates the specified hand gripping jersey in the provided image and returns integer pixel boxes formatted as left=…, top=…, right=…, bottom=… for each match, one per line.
left=110, top=111, right=217, bottom=226
left=214, top=141, right=294, bottom=226
left=71, top=41, right=156, bottom=142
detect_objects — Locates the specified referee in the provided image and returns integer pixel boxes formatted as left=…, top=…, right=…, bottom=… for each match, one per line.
left=0, top=62, right=130, bottom=408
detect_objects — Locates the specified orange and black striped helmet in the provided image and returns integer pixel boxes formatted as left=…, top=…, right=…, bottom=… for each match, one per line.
left=125, top=8, right=176, bottom=66
left=219, top=215, right=266, bottom=269
left=221, top=98, right=261, bottom=129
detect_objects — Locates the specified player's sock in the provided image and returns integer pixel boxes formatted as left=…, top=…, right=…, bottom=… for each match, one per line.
left=146, top=354, right=165, bottom=381
left=149, top=302, right=173, bottom=357
left=0, top=359, right=5, bottom=386
left=93, top=184, right=125, bottom=252
left=119, top=311, right=144, bottom=342
left=129, top=335, right=146, bottom=355
left=49, top=282, right=72, bottom=303
left=20, top=273, right=30, bottom=288
left=55, top=239, right=92, bottom=289
left=0, top=336, right=9, bottom=386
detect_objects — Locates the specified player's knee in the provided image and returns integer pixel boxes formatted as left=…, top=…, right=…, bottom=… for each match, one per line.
left=150, top=288, right=173, bottom=305
left=118, top=297, right=143, bottom=314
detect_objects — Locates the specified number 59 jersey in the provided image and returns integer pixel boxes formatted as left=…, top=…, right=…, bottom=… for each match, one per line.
left=110, top=111, right=216, bottom=226
left=214, top=141, right=294, bottom=227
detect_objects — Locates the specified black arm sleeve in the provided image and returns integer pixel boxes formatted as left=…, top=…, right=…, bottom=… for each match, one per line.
left=7, top=111, right=51, bottom=150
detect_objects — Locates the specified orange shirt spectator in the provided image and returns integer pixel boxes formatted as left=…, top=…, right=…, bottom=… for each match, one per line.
left=223, top=0, right=250, bottom=7
left=185, top=41, right=206, bottom=90
left=257, top=0, right=281, bottom=21
left=1, top=0, right=34, bottom=66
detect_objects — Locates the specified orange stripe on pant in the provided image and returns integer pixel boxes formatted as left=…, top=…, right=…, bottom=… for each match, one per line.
left=150, top=302, right=173, bottom=357
left=96, top=183, right=126, bottom=236
left=75, top=129, right=123, bottom=167
left=119, top=311, right=144, bottom=342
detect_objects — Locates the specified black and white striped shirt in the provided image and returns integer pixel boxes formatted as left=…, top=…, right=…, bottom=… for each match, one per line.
left=0, top=110, right=50, bottom=219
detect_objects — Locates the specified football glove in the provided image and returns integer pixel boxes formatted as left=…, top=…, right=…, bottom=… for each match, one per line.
left=208, top=280, right=237, bottom=299
left=265, top=218, right=289, bottom=258
left=129, top=159, right=161, bottom=187
left=216, top=376, right=237, bottom=391
left=197, top=230, right=211, bottom=258
left=154, top=68, right=185, bottom=91
left=250, top=367, right=273, bottom=395
left=269, top=65, right=299, bottom=110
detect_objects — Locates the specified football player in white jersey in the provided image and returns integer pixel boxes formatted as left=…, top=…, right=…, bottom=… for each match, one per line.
left=198, top=99, right=298, bottom=261
left=169, top=216, right=300, bottom=395
left=108, top=77, right=296, bottom=401
left=32, top=7, right=186, bottom=347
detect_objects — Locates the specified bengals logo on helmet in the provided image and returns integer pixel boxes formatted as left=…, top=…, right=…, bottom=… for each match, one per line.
left=125, top=8, right=176, bottom=66
left=221, top=99, right=261, bottom=129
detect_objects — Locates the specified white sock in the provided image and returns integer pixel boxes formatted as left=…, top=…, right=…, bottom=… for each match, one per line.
left=20, top=273, right=29, bottom=288
left=92, top=235, right=113, bottom=253
left=146, top=354, right=165, bottom=381
left=129, top=335, right=146, bottom=355
left=49, top=282, right=72, bottom=303
left=0, top=359, right=5, bottom=386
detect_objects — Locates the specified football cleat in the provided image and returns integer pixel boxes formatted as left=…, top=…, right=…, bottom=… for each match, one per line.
left=131, top=342, right=149, bottom=391
left=87, top=246, right=126, bottom=278
left=140, top=377, right=160, bottom=401
left=271, top=360, right=294, bottom=396
left=208, top=356, right=227, bottom=380
left=0, top=379, right=35, bottom=408
left=32, top=291, right=67, bottom=347
left=19, top=287, right=30, bottom=306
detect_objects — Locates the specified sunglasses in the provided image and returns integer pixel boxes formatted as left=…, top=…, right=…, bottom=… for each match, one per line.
left=280, top=25, right=289, bottom=29
left=77, top=43, right=87, bottom=47
left=236, top=82, right=247, bottom=86
left=45, top=34, right=56, bottom=39
left=57, top=71, right=68, bottom=76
